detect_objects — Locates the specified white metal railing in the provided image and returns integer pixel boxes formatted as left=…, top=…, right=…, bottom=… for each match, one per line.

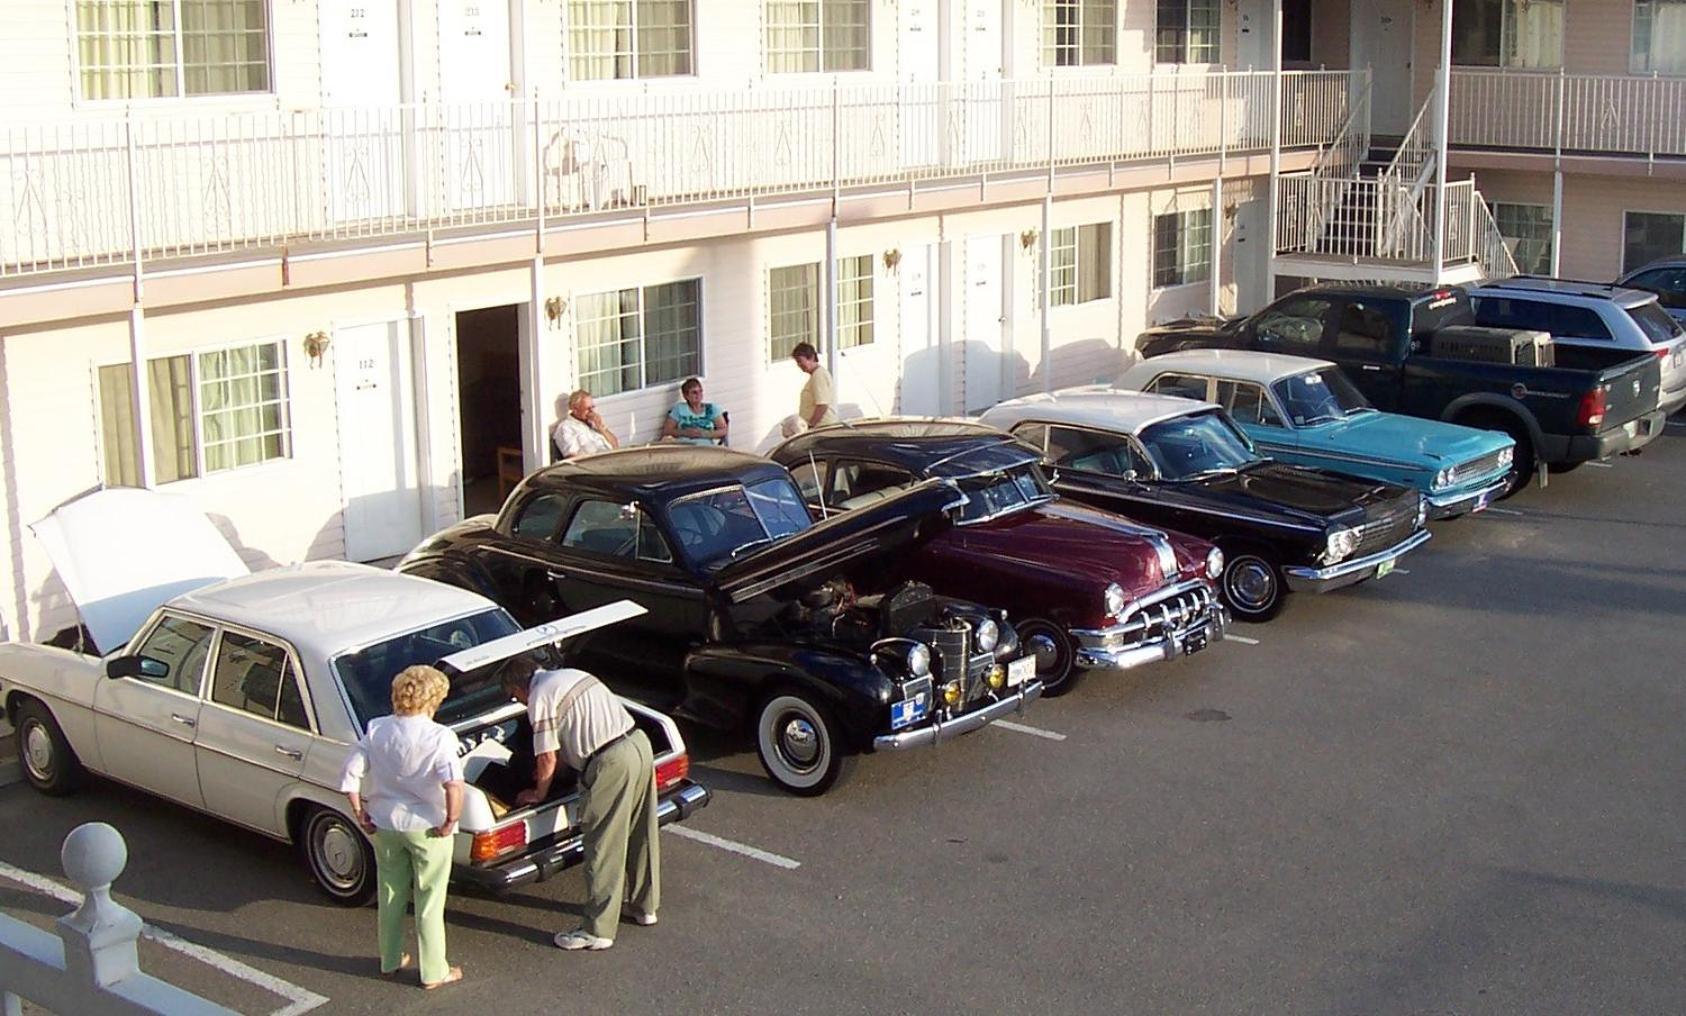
left=0, top=70, right=1354, bottom=278
left=1449, top=69, right=1686, bottom=159
left=1275, top=176, right=1487, bottom=269
left=1471, top=187, right=1520, bottom=279
left=1286, top=78, right=1373, bottom=259
left=1382, top=92, right=1436, bottom=192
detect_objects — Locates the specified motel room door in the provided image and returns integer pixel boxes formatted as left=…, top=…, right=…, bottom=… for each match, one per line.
left=436, top=0, right=519, bottom=211
left=963, top=235, right=1010, bottom=412
left=335, top=320, right=424, bottom=562
left=318, top=3, right=405, bottom=223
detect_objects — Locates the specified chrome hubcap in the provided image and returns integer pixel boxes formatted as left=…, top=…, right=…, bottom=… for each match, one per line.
left=1228, top=560, right=1276, bottom=611
left=23, top=723, right=54, bottom=779
left=316, top=820, right=363, bottom=890
left=780, top=718, right=820, bottom=768
left=1027, top=634, right=1060, bottom=673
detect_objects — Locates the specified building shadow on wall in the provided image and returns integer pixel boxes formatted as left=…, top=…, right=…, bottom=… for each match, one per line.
left=1001, top=338, right=1127, bottom=404
left=747, top=402, right=870, bottom=454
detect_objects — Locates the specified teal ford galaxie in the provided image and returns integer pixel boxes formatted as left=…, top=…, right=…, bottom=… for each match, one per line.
left=1116, top=349, right=1515, bottom=519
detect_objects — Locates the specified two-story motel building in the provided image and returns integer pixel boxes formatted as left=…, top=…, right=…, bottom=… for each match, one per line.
left=0, top=0, right=1679, bottom=641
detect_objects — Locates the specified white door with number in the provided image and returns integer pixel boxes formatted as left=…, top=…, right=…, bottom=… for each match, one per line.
left=962, top=0, right=1005, bottom=165
left=437, top=0, right=517, bottom=211
left=899, top=245, right=943, bottom=415
left=1357, top=0, right=1414, bottom=135
left=964, top=235, right=1008, bottom=412
left=319, top=2, right=404, bottom=224
left=335, top=321, right=423, bottom=562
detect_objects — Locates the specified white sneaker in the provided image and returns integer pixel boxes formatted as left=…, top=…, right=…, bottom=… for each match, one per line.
left=621, top=906, right=657, bottom=927
left=553, top=930, right=613, bottom=951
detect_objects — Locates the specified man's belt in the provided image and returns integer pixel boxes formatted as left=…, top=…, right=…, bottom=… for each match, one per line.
left=584, top=728, right=635, bottom=768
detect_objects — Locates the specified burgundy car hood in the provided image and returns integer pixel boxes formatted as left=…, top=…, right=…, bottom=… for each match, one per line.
left=948, top=501, right=1185, bottom=599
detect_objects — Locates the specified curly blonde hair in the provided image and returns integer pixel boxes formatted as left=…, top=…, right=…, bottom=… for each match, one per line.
left=390, top=665, right=450, bottom=717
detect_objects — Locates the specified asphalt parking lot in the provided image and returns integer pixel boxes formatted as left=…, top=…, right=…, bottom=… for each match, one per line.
left=3, top=421, right=1684, bottom=1015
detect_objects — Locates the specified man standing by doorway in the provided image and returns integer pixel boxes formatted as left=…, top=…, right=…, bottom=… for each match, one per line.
left=552, top=389, right=621, bottom=461
left=791, top=342, right=839, bottom=432
left=505, top=655, right=659, bottom=951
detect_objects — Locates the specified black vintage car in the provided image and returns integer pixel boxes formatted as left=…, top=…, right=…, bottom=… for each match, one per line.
left=399, top=446, right=1041, bottom=795
left=980, top=389, right=1430, bottom=622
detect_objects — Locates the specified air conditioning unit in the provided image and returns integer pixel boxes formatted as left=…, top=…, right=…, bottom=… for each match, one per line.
left=1428, top=326, right=1555, bottom=367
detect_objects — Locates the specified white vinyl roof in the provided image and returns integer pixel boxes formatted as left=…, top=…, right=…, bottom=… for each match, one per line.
left=978, top=386, right=1219, bottom=437
left=1118, top=348, right=1334, bottom=388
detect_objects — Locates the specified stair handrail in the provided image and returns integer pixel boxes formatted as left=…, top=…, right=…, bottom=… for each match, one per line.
left=1472, top=189, right=1520, bottom=279
left=1381, top=90, right=1436, bottom=191
left=1295, top=75, right=1373, bottom=257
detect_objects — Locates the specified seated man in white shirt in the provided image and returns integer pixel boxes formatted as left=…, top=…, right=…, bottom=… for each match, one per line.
left=552, top=389, right=621, bottom=461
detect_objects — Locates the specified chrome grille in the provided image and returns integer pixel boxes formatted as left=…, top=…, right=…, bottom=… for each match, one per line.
left=1447, top=448, right=1508, bottom=487
left=911, top=624, right=970, bottom=709
left=1354, top=502, right=1418, bottom=557
left=1116, top=581, right=1217, bottom=645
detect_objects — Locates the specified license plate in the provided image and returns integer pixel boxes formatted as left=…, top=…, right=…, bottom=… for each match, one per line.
left=1007, top=655, right=1035, bottom=688
left=890, top=694, right=929, bottom=731
left=1472, top=491, right=1490, bottom=514
left=1183, top=629, right=1210, bottom=655
left=1375, top=558, right=1396, bottom=579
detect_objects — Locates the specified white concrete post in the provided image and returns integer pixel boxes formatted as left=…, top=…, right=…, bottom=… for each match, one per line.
left=56, top=823, right=143, bottom=988
left=124, top=116, right=155, bottom=489
left=1431, top=0, right=1453, bottom=282
left=1210, top=177, right=1224, bottom=316
left=1550, top=169, right=1564, bottom=277
left=1266, top=0, right=1282, bottom=299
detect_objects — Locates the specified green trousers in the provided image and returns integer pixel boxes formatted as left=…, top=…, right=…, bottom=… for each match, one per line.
left=374, top=828, right=452, bottom=984
left=578, top=729, right=661, bottom=940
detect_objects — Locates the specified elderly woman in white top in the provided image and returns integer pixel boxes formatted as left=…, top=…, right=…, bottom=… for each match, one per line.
left=340, top=665, right=465, bottom=990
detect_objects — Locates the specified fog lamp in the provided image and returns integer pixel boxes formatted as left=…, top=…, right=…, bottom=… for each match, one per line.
left=941, top=681, right=963, bottom=707
left=986, top=664, right=1007, bottom=690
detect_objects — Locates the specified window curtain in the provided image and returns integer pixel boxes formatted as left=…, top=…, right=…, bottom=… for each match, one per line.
left=767, top=1, right=820, bottom=73
left=1050, top=229, right=1078, bottom=305
left=636, top=1, right=692, bottom=77
left=78, top=0, right=177, bottom=99
left=576, top=289, right=643, bottom=395
left=1636, top=0, right=1686, bottom=74
left=769, top=264, right=818, bottom=358
left=570, top=1, right=633, bottom=80
left=1078, top=223, right=1112, bottom=301
left=98, top=357, right=196, bottom=486
left=180, top=0, right=269, bottom=94
left=1501, top=0, right=1562, bottom=68
left=820, top=0, right=869, bottom=72
left=643, top=280, right=700, bottom=383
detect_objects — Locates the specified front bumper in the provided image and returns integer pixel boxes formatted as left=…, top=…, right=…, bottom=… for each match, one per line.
left=1283, top=528, right=1432, bottom=594
left=1070, top=603, right=1227, bottom=670
left=1425, top=475, right=1509, bottom=519
left=451, top=780, right=711, bottom=894
left=872, top=679, right=1044, bottom=751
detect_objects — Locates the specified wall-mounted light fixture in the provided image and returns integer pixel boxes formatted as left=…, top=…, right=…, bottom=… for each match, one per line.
left=1019, top=228, right=1039, bottom=252
left=883, top=247, right=902, bottom=272
left=545, top=295, right=566, bottom=328
left=303, top=330, right=329, bottom=368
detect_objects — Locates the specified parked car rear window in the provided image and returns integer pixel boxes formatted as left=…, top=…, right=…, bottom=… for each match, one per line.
left=1271, top=368, right=1370, bottom=426
left=1627, top=301, right=1684, bottom=344
left=954, top=465, right=1051, bottom=523
left=332, top=608, right=522, bottom=727
left=1411, top=289, right=1476, bottom=337
left=667, top=478, right=812, bottom=570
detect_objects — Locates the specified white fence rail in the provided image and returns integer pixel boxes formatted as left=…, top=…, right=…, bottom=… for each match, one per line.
left=1, top=823, right=236, bottom=1015
left=1275, top=176, right=1486, bottom=268
left=1449, top=69, right=1686, bottom=159
left=0, top=70, right=1355, bottom=278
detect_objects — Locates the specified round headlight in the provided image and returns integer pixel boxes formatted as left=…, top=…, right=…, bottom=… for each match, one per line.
left=1324, top=527, right=1359, bottom=564
left=1205, top=546, right=1224, bottom=580
left=1103, top=582, right=1127, bottom=618
left=906, top=643, right=931, bottom=678
left=975, top=618, right=1000, bottom=653
left=941, top=680, right=963, bottom=707
left=1498, top=445, right=1515, bottom=467
left=1432, top=466, right=1453, bottom=491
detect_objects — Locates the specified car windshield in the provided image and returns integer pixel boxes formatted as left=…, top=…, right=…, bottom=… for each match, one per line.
left=667, top=477, right=813, bottom=570
left=1139, top=411, right=1261, bottom=480
left=1627, top=301, right=1684, bottom=344
left=1272, top=368, right=1371, bottom=426
left=331, top=608, right=522, bottom=728
left=955, top=465, right=1053, bottom=524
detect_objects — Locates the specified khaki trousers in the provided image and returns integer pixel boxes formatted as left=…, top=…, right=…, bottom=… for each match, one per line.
left=578, top=729, right=660, bottom=940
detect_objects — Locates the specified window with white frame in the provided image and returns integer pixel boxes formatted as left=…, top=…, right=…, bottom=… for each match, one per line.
left=836, top=255, right=875, bottom=348
left=1491, top=202, right=1554, bottom=276
left=1155, top=0, right=1220, bottom=64
left=1044, top=0, right=1116, bottom=67
left=575, top=279, right=703, bottom=396
left=769, top=263, right=820, bottom=360
left=1153, top=208, right=1213, bottom=289
left=1624, top=211, right=1686, bottom=273
left=1633, top=1, right=1686, bottom=74
left=98, top=340, right=291, bottom=486
left=1452, top=0, right=1564, bottom=68
left=569, top=1, right=694, bottom=80
left=766, top=0, right=871, bottom=73
left=1050, top=223, right=1113, bottom=307
left=75, top=0, right=271, bottom=100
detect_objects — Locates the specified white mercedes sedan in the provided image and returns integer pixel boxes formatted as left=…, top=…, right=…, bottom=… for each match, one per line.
left=0, top=488, right=708, bottom=904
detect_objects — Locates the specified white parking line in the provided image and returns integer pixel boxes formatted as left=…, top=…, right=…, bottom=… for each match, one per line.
left=1481, top=506, right=1526, bottom=517
left=992, top=720, right=1067, bottom=742
left=1391, top=568, right=1411, bottom=576
left=1222, top=634, right=1260, bottom=646
left=1584, top=461, right=1614, bottom=469
left=664, top=825, right=801, bottom=869
left=0, top=860, right=328, bottom=1016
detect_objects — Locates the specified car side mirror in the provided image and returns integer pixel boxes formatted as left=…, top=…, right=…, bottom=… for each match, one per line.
left=1046, top=468, right=1061, bottom=485
left=1120, top=469, right=1138, bottom=481
left=106, top=655, right=168, bottom=680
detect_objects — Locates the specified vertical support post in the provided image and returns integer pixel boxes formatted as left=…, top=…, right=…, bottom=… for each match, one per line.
left=825, top=217, right=840, bottom=386
left=1266, top=0, right=1282, bottom=296
left=1431, top=0, right=1453, bottom=282
left=125, top=115, right=155, bottom=489
left=528, top=255, right=546, bottom=469
left=1550, top=168, right=1564, bottom=277
left=1040, top=194, right=1052, bottom=393
left=1210, top=176, right=1224, bottom=316
left=1467, top=172, right=1477, bottom=265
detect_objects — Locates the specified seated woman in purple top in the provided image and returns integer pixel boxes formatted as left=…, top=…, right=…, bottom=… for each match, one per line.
left=660, top=377, right=729, bottom=446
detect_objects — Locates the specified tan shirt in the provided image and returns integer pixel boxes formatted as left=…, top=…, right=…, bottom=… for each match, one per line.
left=799, top=365, right=840, bottom=426
left=528, top=667, right=634, bottom=771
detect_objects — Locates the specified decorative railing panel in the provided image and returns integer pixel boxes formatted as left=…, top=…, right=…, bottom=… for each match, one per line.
left=1449, top=69, right=1686, bottom=159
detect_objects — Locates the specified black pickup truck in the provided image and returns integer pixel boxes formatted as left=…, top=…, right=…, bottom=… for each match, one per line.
left=1136, top=283, right=1665, bottom=491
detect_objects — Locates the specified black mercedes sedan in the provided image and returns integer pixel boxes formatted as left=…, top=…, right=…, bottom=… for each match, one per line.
left=980, top=389, right=1430, bottom=622
left=397, top=446, right=1040, bottom=795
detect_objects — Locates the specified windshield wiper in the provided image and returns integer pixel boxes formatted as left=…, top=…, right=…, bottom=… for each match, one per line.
left=728, top=536, right=777, bottom=560
left=1180, top=466, right=1241, bottom=481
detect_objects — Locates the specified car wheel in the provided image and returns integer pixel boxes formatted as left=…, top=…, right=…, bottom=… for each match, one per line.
left=1221, top=551, right=1286, bottom=623
left=755, top=692, right=847, bottom=797
left=13, top=698, right=84, bottom=796
left=1016, top=618, right=1083, bottom=697
left=298, top=806, right=376, bottom=906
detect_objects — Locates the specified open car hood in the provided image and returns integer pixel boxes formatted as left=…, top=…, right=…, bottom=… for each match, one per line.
left=30, top=487, right=250, bottom=654
left=712, top=480, right=962, bottom=604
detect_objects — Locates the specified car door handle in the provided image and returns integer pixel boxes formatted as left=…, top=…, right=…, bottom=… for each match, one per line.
left=547, top=569, right=567, bottom=581
left=170, top=713, right=196, bottom=728
left=274, top=745, right=304, bottom=762
left=1360, top=364, right=1382, bottom=371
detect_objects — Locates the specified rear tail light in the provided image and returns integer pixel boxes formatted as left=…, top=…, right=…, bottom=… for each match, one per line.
left=655, top=753, right=690, bottom=794
left=1656, top=347, right=1670, bottom=359
left=1576, top=386, right=1607, bottom=428
left=469, top=823, right=527, bottom=863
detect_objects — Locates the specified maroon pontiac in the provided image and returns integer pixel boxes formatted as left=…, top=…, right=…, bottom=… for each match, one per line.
left=770, top=420, right=1227, bottom=696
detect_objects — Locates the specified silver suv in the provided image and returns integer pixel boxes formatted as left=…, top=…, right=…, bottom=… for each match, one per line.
left=1470, top=278, right=1686, bottom=416
left=1617, top=255, right=1686, bottom=327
